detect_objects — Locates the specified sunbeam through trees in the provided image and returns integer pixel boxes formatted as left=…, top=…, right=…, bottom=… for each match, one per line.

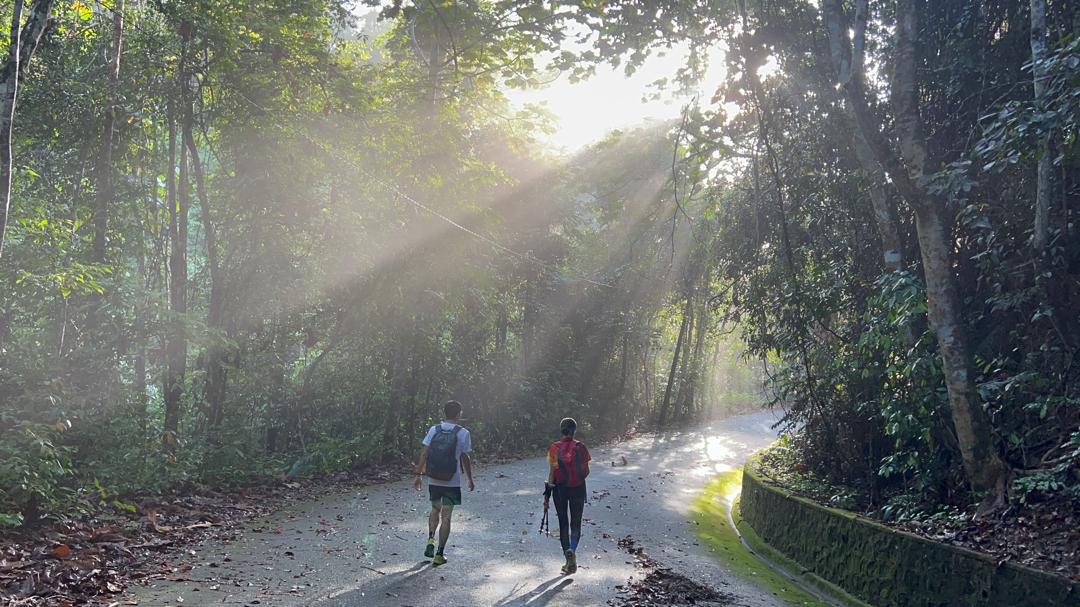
left=1, top=0, right=1078, bottom=603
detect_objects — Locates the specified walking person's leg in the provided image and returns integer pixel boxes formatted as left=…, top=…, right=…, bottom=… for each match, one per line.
left=425, top=500, right=440, bottom=558
left=437, top=503, right=453, bottom=554
left=553, top=486, right=576, bottom=573
left=553, top=486, right=570, bottom=552
left=561, top=484, right=585, bottom=573
left=431, top=486, right=460, bottom=565
left=568, top=485, right=585, bottom=551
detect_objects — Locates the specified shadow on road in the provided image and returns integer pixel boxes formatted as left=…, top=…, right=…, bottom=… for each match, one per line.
left=493, top=575, right=574, bottom=607
left=314, top=560, right=431, bottom=606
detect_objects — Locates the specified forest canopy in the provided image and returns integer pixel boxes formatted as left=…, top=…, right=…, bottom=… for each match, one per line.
left=0, top=0, right=1078, bottom=536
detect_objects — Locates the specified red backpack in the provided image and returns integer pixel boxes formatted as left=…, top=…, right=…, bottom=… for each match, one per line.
left=555, top=440, right=586, bottom=487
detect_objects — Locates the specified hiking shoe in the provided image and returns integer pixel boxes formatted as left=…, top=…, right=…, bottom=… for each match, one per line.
left=432, top=554, right=447, bottom=566
left=424, top=538, right=435, bottom=558
left=564, top=549, right=577, bottom=574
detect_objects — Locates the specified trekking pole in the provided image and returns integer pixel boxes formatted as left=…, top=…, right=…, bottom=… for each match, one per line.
left=540, top=483, right=552, bottom=535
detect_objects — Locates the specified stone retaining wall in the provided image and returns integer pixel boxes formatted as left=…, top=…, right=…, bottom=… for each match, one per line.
left=740, top=467, right=1080, bottom=607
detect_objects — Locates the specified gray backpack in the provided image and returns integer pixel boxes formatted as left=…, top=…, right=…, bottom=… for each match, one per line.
left=426, top=425, right=461, bottom=481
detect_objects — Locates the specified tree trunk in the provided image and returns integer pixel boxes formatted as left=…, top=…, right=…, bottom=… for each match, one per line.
left=823, top=0, right=1009, bottom=497
left=638, top=340, right=651, bottom=423
left=913, top=202, right=1009, bottom=496
left=0, top=0, right=54, bottom=258
left=183, top=106, right=228, bottom=428
left=134, top=158, right=150, bottom=439
left=823, top=0, right=907, bottom=294
left=382, top=346, right=403, bottom=458
left=658, top=294, right=692, bottom=430
left=837, top=0, right=906, bottom=272
left=825, top=0, right=1009, bottom=497
left=92, top=0, right=124, bottom=261
left=685, top=281, right=711, bottom=417
left=164, top=27, right=193, bottom=444
left=163, top=112, right=189, bottom=442
left=673, top=297, right=696, bottom=419
left=616, top=331, right=630, bottom=407
left=1030, top=0, right=1052, bottom=251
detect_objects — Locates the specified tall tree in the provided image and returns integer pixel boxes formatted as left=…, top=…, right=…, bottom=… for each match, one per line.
left=1030, top=0, right=1052, bottom=251
left=823, top=0, right=904, bottom=273
left=827, top=0, right=1010, bottom=499
left=0, top=0, right=55, bottom=258
left=163, top=23, right=192, bottom=442
left=92, top=0, right=125, bottom=261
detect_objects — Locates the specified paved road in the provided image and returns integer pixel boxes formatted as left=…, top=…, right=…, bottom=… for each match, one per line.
left=134, top=411, right=786, bottom=606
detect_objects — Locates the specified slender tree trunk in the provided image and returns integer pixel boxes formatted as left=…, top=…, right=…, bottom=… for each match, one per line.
left=658, top=294, right=692, bottom=429
left=495, top=294, right=508, bottom=355
left=912, top=202, right=1009, bottom=496
left=673, top=298, right=696, bottom=419
left=616, top=331, right=630, bottom=405
left=823, top=0, right=907, bottom=324
left=0, top=0, right=54, bottom=258
left=164, top=27, right=193, bottom=444
left=824, top=0, right=1009, bottom=497
left=382, top=346, right=403, bottom=458
left=183, top=107, right=228, bottom=428
left=404, top=340, right=422, bottom=451
left=92, top=0, right=124, bottom=261
left=522, top=277, right=538, bottom=369
left=685, top=279, right=711, bottom=416
left=163, top=112, right=180, bottom=440
left=134, top=156, right=151, bottom=439
left=1030, top=0, right=1052, bottom=251
left=638, top=340, right=651, bottom=422
left=846, top=0, right=903, bottom=271
left=164, top=114, right=189, bottom=442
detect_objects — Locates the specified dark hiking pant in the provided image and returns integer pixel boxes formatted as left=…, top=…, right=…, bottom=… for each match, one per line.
left=553, top=483, right=586, bottom=552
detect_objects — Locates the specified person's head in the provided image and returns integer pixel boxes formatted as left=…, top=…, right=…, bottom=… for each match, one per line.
left=443, top=400, right=463, bottom=421
left=560, top=417, right=577, bottom=437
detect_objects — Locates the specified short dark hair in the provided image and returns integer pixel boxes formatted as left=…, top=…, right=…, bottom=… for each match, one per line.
left=444, top=400, right=463, bottom=420
left=560, top=417, right=577, bottom=436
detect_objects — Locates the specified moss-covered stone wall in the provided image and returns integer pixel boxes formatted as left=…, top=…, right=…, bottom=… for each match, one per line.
left=741, top=468, right=1080, bottom=607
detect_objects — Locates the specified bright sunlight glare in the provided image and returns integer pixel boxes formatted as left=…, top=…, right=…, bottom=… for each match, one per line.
left=508, top=44, right=727, bottom=153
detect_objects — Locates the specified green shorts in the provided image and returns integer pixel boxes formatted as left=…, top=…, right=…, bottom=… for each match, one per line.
left=428, top=485, right=462, bottom=506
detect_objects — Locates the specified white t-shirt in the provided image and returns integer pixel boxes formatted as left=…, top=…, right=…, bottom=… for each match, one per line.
left=422, top=423, right=472, bottom=487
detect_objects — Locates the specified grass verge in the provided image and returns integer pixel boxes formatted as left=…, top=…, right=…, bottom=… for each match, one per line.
left=690, top=469, right=831, bottom=607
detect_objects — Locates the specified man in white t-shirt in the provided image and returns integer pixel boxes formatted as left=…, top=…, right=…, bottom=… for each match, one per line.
left=413, top=400, right=474, bottom=566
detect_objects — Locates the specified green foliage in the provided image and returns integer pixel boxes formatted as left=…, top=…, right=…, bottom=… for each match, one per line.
left=286, top=433, right=384, bottom=479
left=0, top=421, right=77, bottom=524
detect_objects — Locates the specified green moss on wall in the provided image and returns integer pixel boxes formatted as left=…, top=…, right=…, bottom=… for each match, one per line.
left=740, top=468, right=1080, bottom=607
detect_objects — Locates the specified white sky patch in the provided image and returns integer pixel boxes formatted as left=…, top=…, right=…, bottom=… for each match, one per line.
left=507, top=44, right=726, bottom=154
left=756, top=54, right=781, bottom=80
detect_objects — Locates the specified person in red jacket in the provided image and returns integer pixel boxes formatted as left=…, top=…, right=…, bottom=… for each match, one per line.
left=545, top=417, right=591, bottom=574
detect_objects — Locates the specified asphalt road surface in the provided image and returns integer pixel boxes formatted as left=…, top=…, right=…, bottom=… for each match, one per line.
left=135, top=411, right=787, bottom=607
